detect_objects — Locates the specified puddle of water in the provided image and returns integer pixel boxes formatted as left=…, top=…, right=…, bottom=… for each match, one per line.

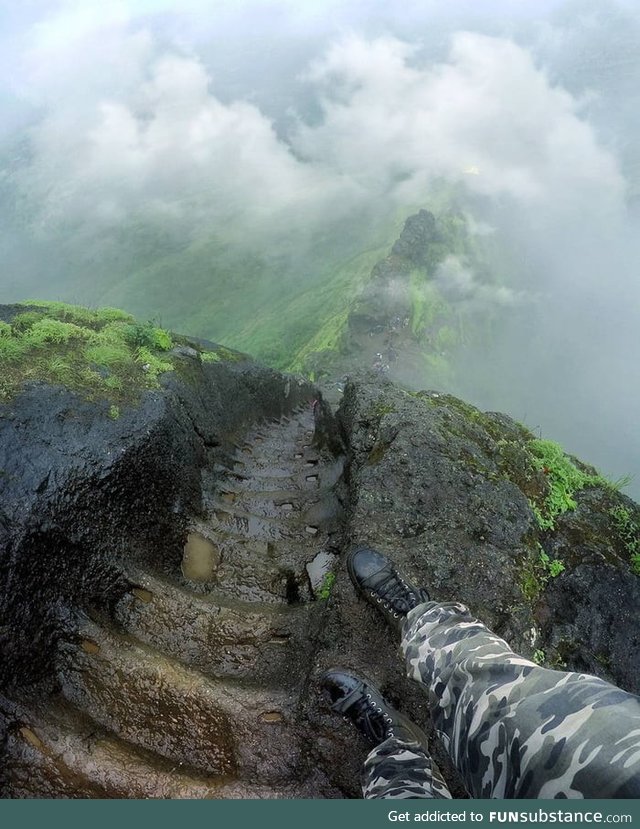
left=181, top=532, right=220, bottom=582
left=81, top=639, right=100, bottom=655
left=19, top=727, right=44, bottom=750
left=259, top=711, right=284, bottom=723
left=306, top=550, right=337, bottom=595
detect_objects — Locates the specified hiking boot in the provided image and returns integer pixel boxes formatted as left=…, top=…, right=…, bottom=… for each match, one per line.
left=320, top=669, right=429, bottom=747
left=347, top=546, right=430, bottom=633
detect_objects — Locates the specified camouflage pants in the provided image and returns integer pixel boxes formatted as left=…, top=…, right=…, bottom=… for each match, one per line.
left=363, top=601, right=640, bottom=799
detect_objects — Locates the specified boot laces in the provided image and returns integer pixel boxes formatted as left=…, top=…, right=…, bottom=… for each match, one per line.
left=345, top=691, right=394, bottom=739
left=370, top=571, right=416, bottom=618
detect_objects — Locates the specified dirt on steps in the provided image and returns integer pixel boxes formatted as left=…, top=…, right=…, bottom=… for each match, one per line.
left=2, top=406, right=347, bottom=799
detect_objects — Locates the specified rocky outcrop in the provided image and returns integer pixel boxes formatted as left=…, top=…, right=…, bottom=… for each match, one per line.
left=305, top=375, right=640, bottom=797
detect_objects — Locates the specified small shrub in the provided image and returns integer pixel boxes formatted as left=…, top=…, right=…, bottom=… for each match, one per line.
left=108, top=404, right=120, bottom=420
left=123, top=322, right=173, bottom=351
left=521, top=546, right=565, bottom=603
left=539, top=550, right=565, bottom=578
left=201, top=351, right=221, bottom=363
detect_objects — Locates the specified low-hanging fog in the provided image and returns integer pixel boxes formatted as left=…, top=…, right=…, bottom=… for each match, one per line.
left=1, top=0, right=639, bottom=493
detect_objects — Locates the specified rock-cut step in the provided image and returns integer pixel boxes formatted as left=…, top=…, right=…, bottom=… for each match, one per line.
left=2, top=697, right=325, bottom=799
left=114, top=571, right=314, bottom=683
left=56, top=619, right=304, bottom=783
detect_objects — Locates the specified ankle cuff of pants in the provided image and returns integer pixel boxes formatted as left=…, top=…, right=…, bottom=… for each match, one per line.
left=364, top=736, right=430, bottom=767
left=402, top=600, right=439, bottom=637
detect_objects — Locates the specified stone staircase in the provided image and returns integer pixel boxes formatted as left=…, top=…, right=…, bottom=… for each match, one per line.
left=2, top=406, right=345, bottom=798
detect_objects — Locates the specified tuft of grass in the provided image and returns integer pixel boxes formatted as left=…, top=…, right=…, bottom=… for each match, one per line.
left=23, top=319, right=91, bottom=347
left=108, top=404, right=120, bottom=420
left=85, top=340, right=131, bottom=368
left=201, top=345, right=246, bottom=363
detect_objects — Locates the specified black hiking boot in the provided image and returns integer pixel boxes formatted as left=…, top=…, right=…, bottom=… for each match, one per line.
left=347, top=546, right=430, bottom=633
left=320, top=670, right=429, bottom=747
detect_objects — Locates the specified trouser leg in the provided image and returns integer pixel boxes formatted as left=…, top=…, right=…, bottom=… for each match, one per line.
left=402, top=601, right=640, bottom=798
left=362, top=737, right=453, bottom=799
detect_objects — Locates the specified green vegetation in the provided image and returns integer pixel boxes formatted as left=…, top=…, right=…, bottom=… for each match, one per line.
left=527, top=439, right=608, bottom=530
left=609, top=505, right=640, bottom=574
left=532, top=649, right=546, bottom=666
left=108, top=404, right=120, bottom=420
left=0, top=301, right=176, bottom=404
left=317, top=571, right=336, bottom=600
left=521, top=545, right=565, bottom=603
left=200, top=344, right=246, bottom=364
left=539, top=549, right=565, bottom=578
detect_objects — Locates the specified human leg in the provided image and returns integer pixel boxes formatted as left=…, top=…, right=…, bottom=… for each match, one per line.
left=348, top=546, right=640, bottom=799
left=402, top=600, right=640, bottom=798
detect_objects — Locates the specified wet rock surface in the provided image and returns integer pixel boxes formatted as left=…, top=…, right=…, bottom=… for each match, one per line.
left=1, top=363, right=639, bottom=799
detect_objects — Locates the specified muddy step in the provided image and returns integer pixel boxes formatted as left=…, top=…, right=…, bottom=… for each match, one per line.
left=3, top=698, right=328, bottom=798
left=114, top=572, right=314, bottom=682
left=2, top=698, right=222, bottom=799
left=235, top=445, right=322, bottom=468
left=178, top=530, right=317, bottom=603
left=213, top=468, right=320, bottom=493
left=56, top=621, right=300, bottom=779
left=208, top=506, right=294, bottom=542
left=207, top=503, right=333, bottom=542
left=216, top=487, right=317, bottom=517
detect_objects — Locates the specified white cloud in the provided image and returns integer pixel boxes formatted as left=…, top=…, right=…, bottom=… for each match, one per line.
left=294, top=32, right=624, bottom=218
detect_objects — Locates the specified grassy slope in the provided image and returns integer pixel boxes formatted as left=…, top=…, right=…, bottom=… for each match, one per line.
left=0, top=301, right=237, bottom=406
left=98, top=217, right=406, bottom=371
